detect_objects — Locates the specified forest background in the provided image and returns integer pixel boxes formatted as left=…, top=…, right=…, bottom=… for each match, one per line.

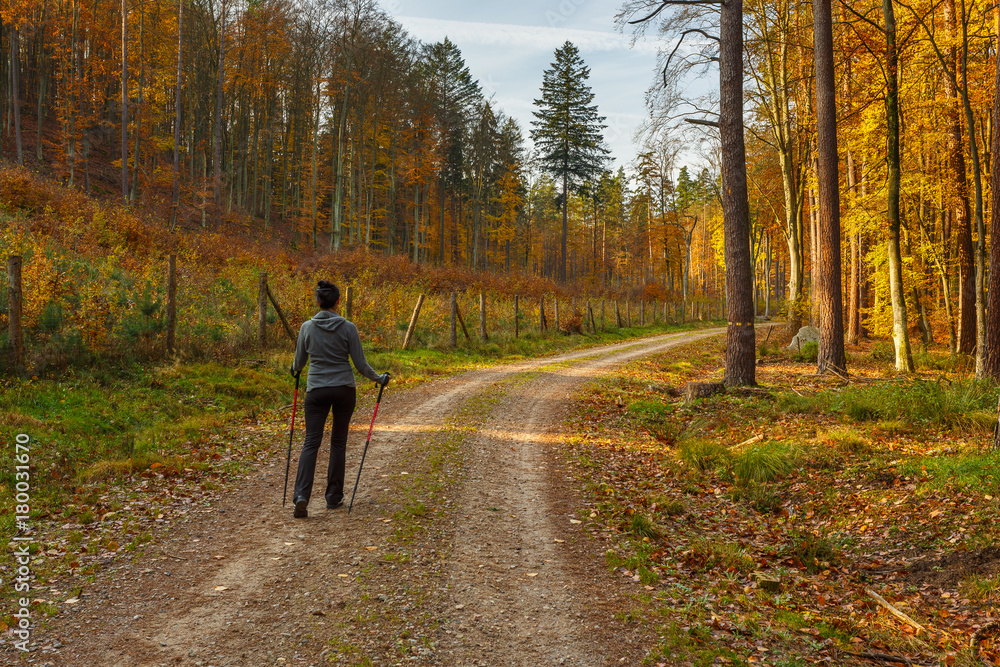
left=0, top=0, right=997, bottom=369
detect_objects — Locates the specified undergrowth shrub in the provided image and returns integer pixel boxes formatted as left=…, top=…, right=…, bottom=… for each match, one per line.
left=4, top=166, right=676, bottom=375
left=791, top=340, right=818, bottom=362
left=912, top=349, right=959, bottom=372
left=870, top=341, right=896, bottom=362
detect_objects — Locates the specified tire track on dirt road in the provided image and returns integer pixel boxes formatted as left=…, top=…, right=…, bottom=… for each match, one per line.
left=22, top=328, right=724, bottom=666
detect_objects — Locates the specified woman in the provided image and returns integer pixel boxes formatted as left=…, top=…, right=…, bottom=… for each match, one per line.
left=290, top=280, right=389, bottom=518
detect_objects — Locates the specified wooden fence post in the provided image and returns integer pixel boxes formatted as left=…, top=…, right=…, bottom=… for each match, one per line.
left=402, top=294, right=425, bottom=350
left=258, top=272, right=268, bottom=347
left=601, top=300, right=605, bottom=330
left=514, top=295, right=519, bottom=338
left=7, top=255, right=23, bottom=372
left=345, top=285, right=353, bottom=320
left=265, top=284, right=297, bottom=342
left=165, top=254, right=176, bottom=355
left=450, top=291, right=458, bottom=347
left=640, top=300, right=645, bottom=326
left=479, top=293, right=487, bottom=340
left=539, top=296, right=545, bottom=331
left=554, top=299, right=560, bottom=332
left=455, top=297, right=470, bottom=341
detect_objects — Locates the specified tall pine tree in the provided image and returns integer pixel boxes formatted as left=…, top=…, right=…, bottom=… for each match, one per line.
left=530, top=41, right=610, bottom=282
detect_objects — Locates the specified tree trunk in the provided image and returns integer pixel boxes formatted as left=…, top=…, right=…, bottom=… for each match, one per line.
left=170, top=0, right=183, bottom=230
left=121, top=0, right=128, bottom=202
left=310, top=78, right=320, bottom=248
left=331, top=82, right=350, bottom=251
left=883, top=0, right=914, bottom=372
left=36, top=22, right=45, bottom=164
left=129, top=5, right=144, bottom=203
left=11, top=27, right=22, bottom=166
left=983, top=4, right=1000, bottom=381
left=560, top=171, right=568, bottom=282
left=813, top=0, right=846, bottom=374
left=213, top=0, right=225, bottom=224
left=943, top=0, right=976, bottom=356
left=720, top=0, right=756, bottom=386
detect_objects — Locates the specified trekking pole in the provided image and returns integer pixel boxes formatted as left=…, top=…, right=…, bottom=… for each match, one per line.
left=349, top=375, right=390, bottom=514
left=282, top=371, right=301, bottom=507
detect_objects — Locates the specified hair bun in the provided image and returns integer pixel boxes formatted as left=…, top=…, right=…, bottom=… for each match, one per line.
left=317, top=280, right=333, bottom=290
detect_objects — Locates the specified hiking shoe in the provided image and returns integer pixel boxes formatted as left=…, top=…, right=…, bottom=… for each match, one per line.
left=326, top=501, right=344, bottom=510
left=293, top=497, right=308, bottom=519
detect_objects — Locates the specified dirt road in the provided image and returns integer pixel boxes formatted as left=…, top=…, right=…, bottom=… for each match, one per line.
left=21, top=328, right=724, bottom=666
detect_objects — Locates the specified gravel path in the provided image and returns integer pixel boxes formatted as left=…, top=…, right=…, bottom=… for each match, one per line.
left=17, top=328, right=724, bottom=666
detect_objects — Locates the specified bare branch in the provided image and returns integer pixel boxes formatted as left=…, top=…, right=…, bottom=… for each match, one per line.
left=685, top=118, right=720, bottom=128
left=629, top=0, right=723, bottom=24
left=680, top=28, right=720, bottom=42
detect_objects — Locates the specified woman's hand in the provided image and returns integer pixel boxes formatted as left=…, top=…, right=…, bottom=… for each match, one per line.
left=377, top=373, right=391, bottom=387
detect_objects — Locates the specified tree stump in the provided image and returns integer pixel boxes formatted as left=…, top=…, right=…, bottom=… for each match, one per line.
left=685, top=382, right=725, bottom=403
left=751, top=570, right=781, bottom=593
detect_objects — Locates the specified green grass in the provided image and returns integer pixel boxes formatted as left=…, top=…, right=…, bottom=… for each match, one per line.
left=678, top=438, right=731, bottom=471
left=816, top=428, right=869, bottom=455
left=959, top=573, right=1000, bottom=601
left=898, top=447, right=1000, bottom=492
left=687, top=537, right=755, bottom=573
left=627, top=399, right=679, bottom=442
left=776, top=379, right=996, bottom=433
left=629, top=512, right=662, bottom=538
left=0, top=357, right=289, bottom=515
left=732, top=442, right=795, bottom=484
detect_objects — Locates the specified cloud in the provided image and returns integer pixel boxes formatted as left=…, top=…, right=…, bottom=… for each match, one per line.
left=396, top=16, right=664, bottom=56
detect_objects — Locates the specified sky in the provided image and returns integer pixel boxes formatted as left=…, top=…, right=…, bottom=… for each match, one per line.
left=377, top=0, right=673, bottom=170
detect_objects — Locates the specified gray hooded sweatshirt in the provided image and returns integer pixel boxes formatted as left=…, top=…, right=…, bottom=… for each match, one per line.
left=292, top=311, right=381, bottom=391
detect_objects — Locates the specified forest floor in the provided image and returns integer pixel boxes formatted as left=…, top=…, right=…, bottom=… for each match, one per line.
left=5, top=326, right=1000, bottom=667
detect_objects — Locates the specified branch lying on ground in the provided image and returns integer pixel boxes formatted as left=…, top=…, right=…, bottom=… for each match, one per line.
left=865, top=588, right=927, bottom=634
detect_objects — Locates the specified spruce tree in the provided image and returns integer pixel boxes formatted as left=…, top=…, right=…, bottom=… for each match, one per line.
left=530, top=41, right=610, bottom=282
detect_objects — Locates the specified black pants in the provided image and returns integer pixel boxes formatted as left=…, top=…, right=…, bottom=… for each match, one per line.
left=293, top=385, right=357, bottom=507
